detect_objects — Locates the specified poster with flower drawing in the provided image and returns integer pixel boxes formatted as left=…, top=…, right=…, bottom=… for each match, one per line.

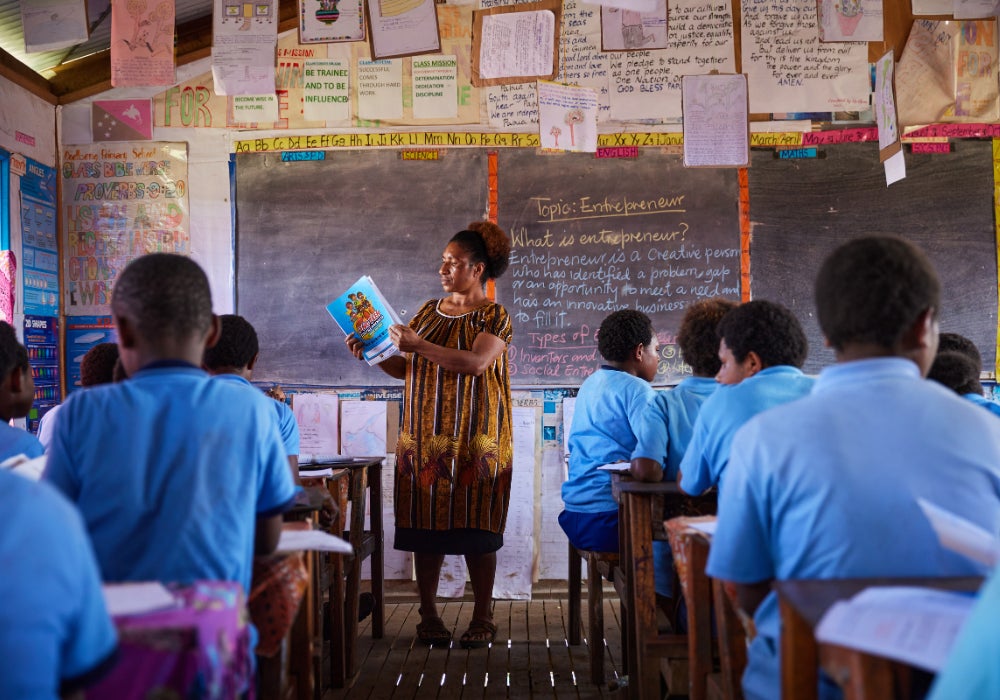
left=817, top=0, right=883, bottom=42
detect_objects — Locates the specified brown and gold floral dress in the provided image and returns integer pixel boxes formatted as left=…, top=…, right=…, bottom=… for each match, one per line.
left=393, top=299, right=513, bottom=554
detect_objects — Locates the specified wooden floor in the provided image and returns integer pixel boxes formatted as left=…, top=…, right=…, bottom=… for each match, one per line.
left=324, top=583, right=624, bottom=699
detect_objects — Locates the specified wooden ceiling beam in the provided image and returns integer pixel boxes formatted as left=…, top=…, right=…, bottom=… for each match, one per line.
left=49, top=0, right=300, bottom=104
left=0, top=47, right=57, bottom=105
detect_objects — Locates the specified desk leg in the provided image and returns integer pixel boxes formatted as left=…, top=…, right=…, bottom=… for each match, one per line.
left=568, top=542, right=582, bottom=646
left=368, top=461, right=385, bottom=639
left=685, top=538, right=712, bottom=700
left=344, top=466, right=368, bottom=678
left=780, top=596, right=819, bottom=700
left=624, top=492, right=659, bottom=700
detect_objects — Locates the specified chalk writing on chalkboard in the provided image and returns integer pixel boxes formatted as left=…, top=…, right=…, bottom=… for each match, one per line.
left=495, top=149, right=740, bottom=386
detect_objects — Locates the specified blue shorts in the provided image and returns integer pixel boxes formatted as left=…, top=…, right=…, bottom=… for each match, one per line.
left=558, top=509, right=619, bottom=553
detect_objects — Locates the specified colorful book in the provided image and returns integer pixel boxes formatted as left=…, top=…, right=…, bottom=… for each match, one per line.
left=326, top=276, right=402, bottom=366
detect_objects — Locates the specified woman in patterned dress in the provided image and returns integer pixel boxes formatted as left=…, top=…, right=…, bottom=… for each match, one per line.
left=345, top=221, right=513, bottom=649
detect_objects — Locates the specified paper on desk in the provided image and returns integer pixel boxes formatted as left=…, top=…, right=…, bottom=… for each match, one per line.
left=597, top=462, right=630, bottom=472
left=689, top=520, right=718, bottom=537
left=298, top=467, right=334, bottom=478
left=816, top=586, right=976, bottom=672
left=0, top=453, right=46, bottom=481
left=918, top=498, right=1000, bottom=568
left=278, top=528, right=353, bottom=555
left=103, top=582, right=177, bottom=617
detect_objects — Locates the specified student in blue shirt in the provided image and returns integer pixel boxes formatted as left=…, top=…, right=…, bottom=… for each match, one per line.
left=678, top=300, right=813, bottom=497
left=631, top=298, right=735, bottom=606
left=0, top=469, right=118, bottom=699
left=203, top=313, right=302, bottom=474
left=707, top=236, right=1000, bottom=700
left=929, top=332, right=1000, bottom=418
left=44, top=254, right=297, bottom=605
left=0, top=321, right=43, bottom=463
left=560, top=309, right=663, bottom=553
left=927, top=566, right=1000, bottom=700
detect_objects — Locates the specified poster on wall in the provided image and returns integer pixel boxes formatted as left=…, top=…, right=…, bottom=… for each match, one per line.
left=299, top=0, right=366, bottom=43
left=61, top=142, right=190, bottom=316
left=65, top=316, right=117, bottom=392
left=22, top=315, right=60, bottom=434
left=18, top=159, right=59, bottom=317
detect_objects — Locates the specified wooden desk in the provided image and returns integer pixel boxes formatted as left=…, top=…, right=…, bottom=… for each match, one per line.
left=316, top=457, right=385, bottom=687
left=614, top=478, right=715, bottom=700
left=776, top=577, right=983, bottom=700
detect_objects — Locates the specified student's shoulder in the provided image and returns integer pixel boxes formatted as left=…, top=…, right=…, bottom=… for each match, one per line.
left=0, top=469, right=80, bottom=529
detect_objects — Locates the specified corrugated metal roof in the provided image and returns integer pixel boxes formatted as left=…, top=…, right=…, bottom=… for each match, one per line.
left=0, top=0, right=213, bottom=78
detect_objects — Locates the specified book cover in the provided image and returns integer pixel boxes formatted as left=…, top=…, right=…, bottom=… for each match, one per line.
left=326, top=276, right=402, bottom=365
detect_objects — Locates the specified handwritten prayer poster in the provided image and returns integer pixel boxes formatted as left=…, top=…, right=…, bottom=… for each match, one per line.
left=741, top=0, right=870, bottom=114
left=61, top=143, right=189, bottom=315
left=538, top=81, right=598, bottom=152
left=556, top=0, right=611, bottom=120
left=211, top=0, right=278, bottom=96
left=110, top=0, right=175, bottom=87
left=487, top=83, right=540, bottom=129
left=609, top=0, right=735, bottom=121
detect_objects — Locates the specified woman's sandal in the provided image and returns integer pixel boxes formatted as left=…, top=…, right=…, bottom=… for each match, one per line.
left=459, top=618, right=497, bottom=649
left=416, top=613, right=452, bottom=647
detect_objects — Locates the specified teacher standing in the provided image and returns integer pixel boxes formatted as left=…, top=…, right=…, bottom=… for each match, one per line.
left=346, top=221, right=513, bottom=649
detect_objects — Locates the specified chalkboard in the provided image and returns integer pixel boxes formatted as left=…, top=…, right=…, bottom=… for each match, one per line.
left=495, top=149, right=741, bottom=385
left=235, top=149, right=488, bottom=385
left=749, top=139, right=997, bottom=374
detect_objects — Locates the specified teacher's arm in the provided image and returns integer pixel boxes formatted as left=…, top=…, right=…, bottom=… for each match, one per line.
left=345, top=334, right=406, bottom=379
left=391, top=324, right=506, bottom=376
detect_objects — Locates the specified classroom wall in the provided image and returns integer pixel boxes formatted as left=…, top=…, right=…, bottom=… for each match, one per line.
left=0, top=74, right=56, bottom=322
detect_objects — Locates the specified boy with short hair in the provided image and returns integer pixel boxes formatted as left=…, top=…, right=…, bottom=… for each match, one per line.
left=0, top=469, right=118, bottom=697
left=44, top=253, right=297, bottom=600
left=929, top=334, right=1000, bottom=418
left=203, top=314, right=301, bottom=474
left=678, top=300, right=813, bottom=496
left=631, top=297, right=736, bottom=606
left=0, top=321, right=43, bottom=462
left=707, top=236, right=1000, bottom=700
left=37, top=341, right=120, bottom=451
left=559, top=309, right=663, bottom=553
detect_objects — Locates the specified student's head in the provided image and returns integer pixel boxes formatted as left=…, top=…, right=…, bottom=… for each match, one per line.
left=596, top=309, right=659, bottom=382
left=815, top=236, right=940, bottom=374
left=111, top=253, right=219, bottom=376
left=79, top=342, right=120, bottom=387
left=445, top=221, right=512, bottom=284
left=928, top=350, right=983, bottom=396
left=677, top=298, right=738, bottom=378
left=203, top=314, right=260, bottom=378
left=715, top=300, right=808, bottom=384
left=0, top=322, right=33, bottom=420
left=938, top=332, right=982, bottom=371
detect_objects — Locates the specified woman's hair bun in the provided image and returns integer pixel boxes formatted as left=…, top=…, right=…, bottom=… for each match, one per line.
left=467, top=221, right=511, bottom=279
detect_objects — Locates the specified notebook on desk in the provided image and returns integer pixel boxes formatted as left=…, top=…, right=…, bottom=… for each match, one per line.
left=298, top=454, right=378, bottom=468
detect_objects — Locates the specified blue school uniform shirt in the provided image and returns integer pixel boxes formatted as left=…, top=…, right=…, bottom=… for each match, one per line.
left=0, top=470, right=117, bottom=699
left=562, top=366, right=658, bottom=514
left=679, top=365, right=814, bottom=496
left=706, top=358, right=1000, bottom=700
left=0, top=420, right=44, bottom=462
left=964, top=391, right=1000, bottom=418
left=44, top=363, right=297, bottom=597
left=928, top=568, right=1000, bottom=700
left=634, top=376, right=719, bottom=482
left=213, top=373, right=301, bottom=456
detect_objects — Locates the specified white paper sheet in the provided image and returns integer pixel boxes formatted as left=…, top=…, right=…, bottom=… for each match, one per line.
left=438, top=555, right=468, bottom=597
left=340, top=400, right=387, bottom=457
left=0, top=453, right=46, bottom=481
left=303, top=60, right=352, bottom=123
left=21, top=0, right=89, bottom=53
left=816, top=586, right=976, bottom=672
left=479, top=11, right=555, bottom=79
left=682, top=73, right=749, bottom=167
left=912, top=0, right=951, bottom=13
left=538, top=81, right=599, bottom=153
left=918, top=498, right=1000, bottom=567
left=103, top=582, right=177, bottom=617
left=357, top=60, right=404, bottom=120
left=211, top=0, right=278, bottom=96
left=954, top=0, right=1000, bottom=17
left=884, top=150, right=907, bottom=185
left=278, top=528, right=353, bottom=554
left=412, top=55, right=459, bottom=119
left=690, top=520, right=718, bottom=536
left=293, top=393, right=341, bottom=456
